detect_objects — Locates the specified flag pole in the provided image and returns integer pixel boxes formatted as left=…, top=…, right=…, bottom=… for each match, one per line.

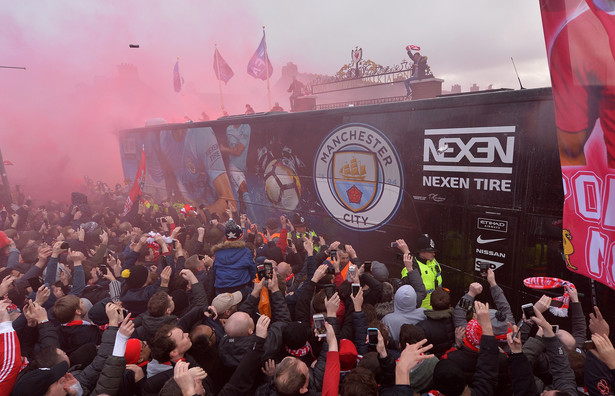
left=214, top=44, right=225, bottom=111
left=263, top=26, right=271, bottom=110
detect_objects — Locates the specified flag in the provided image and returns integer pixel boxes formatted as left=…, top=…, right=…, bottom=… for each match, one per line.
left=122, top=148, right=146, bottom=217
left=539, top=0, right=615, bottom=289
left=3, top=160, right=13, bottom=166
left=214, top=48, right=234, bottom=84
left=173, top=61, right=184, bottom=93
left=247, top=31, right=273, bottom=80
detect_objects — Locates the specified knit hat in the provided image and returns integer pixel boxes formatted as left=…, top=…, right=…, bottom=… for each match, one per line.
left=283, top=322, right=309, bottom=350
left=11, top=361, right=69, bottom=396
left=125, top=338, right=143, bottom=364
left=370, top=261, right=389, bottom=282
left=0, top=231, right=10, bottom=249
left=339, top=339, right=359, bottom=371
left=292, top=213, right=306, bottom=227
left=212, top=291, right=242, bottom=314
left=416, top=234, right=436, bottom=253
left=463, top=319, right=482, bottom=351
left=433, top=359, right=466, bottom=396
left=123, top=265, right=149, bottom=289
left=490, top=309, right=511, bottom=339
left=225, top=219, right=243, bottom=241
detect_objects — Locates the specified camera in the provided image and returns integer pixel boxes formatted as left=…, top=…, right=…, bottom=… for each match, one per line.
left=479, top=261, right=489, bottom=276
left=363, top=261, right=372, bottom=272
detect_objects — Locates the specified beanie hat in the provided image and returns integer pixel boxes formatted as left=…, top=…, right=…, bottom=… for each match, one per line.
left=433, top=359, right=466, bottom=396
left=463, top=319, right=482, bottom=351
left=123, top=265, right=149, bottom=289
left=225, top=219, right=243, bottom=241
left=490, top=309, right=511, bottom=339
left=339, top=339, right=359, bottom=371
left=283, top=322, right=309, bottom=350
left=0, top=231, right=10, bottom=249
left=170, top=289, right=190, bottom=315
left=370, top=261, right=389, bottom=282
left=125, top=338, right=142, bottom=364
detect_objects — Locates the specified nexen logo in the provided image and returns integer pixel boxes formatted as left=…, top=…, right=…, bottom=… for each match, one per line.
left=423, top=126, right=516, bottom=174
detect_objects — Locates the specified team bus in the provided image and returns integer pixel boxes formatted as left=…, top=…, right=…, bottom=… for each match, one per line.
left=119, top=87, right=607, bottom=314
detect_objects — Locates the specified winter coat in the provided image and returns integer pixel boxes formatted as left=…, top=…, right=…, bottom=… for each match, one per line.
left=382, top=285, right=426, bottom=346
left=417, top=307, right=456, bottom=358
left=212, top=240, right=256, bottom=290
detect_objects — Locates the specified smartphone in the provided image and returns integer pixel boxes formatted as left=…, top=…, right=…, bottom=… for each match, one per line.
left=324, top=284, right=335, bottom=300
left=551, top=325, right=559, bottom=334
left=479, top=262, right=489, bottom=276
left=99, top=265, right=108, bottom=275
left=352, top=283, right=361, bottom=297
left=390, top=242, right=398, bottom=248
left=256, top=263, right=266, bottom=280
left=363, top=261, right=372, bottom=272
left=512, top=319, right=524, bottom=339
left=198, top=255, right=205, bottom=260
left=264, top=262, right=273, bottom=279
left=330, top=250, right=337, bottom=260
left=27, top=276, right=43, bottom=290
left=550, top=299, right=564, bottom=308
left=459, top=298, right=473, bottom=310
left=368, top=328, right=379, bottom=345
left=522, top=303, right=536, bottom=320
left=313, top=314, right=327, bottom=338
left=348, top=265, right=356, bottom=276
left=584, top=339, right=596, bottom=350
left=60, top=242, right=69, bottom=249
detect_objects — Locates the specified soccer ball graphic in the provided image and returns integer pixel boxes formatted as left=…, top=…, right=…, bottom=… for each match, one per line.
left=264, top=160, right=302, bottom=210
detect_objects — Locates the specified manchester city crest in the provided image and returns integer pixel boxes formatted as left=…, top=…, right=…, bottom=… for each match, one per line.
left=314, top=123, right=403, bottom=231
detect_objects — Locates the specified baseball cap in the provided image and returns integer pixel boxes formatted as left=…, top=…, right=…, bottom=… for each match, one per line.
left=212, top=291, right=242, bottom=314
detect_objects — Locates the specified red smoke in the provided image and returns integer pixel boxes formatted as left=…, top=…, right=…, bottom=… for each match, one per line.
left=0, top=4, right=296, bottom=203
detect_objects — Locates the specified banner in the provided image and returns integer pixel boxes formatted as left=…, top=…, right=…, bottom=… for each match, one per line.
left=173, top=60, right=184, bottom=93
left=122, top=147, right=146, bottom=217
left=540, top=0, right=615, bottom=288
left=247, top=31, right=273, bottom=80
left=214, top=48, right=234, bottom=84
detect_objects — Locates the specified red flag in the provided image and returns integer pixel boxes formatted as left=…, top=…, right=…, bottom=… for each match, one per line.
left=3, top=160, right=13, bottom=166
left=539, top=0, right=615, bottom=289
left=122, top=148, right=146, bottom=217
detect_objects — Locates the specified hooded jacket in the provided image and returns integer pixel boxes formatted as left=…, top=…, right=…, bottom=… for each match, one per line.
left=212, top=240, right=256, bottom=289
left=416, top=307, right=455, bottom=358
left=382, top=285, right=426, bottom=346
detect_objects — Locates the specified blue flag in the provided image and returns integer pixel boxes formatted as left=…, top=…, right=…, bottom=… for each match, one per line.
left=173, top=61, right=184, bottom=92
left=214, top=48, right=234, bottom=84
left=247, top=32, right=273, bottom=80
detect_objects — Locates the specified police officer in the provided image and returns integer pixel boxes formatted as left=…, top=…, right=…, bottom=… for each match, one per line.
left=289, top=213, right=320, bottom=252
left=398, top=234, right=443, bottom=309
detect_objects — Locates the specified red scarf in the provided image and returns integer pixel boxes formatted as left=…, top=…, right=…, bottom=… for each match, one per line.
left=285, top=342, right=312, bottom=357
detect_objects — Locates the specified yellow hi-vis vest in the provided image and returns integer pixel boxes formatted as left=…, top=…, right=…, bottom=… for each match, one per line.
left=400, top=258, right=442, bottom=309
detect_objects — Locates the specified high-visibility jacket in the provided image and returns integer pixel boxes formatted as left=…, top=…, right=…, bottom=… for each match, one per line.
left=290, top=229, right=321, bottom=252
left=401, top=257, right=442, bottom=309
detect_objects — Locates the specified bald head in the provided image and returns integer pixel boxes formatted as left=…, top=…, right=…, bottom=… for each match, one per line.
left=556, top=329, right=577, bottom=351
left=277, top=262, right=292, bottom=278
left=224, top=312, right=255, bottom=338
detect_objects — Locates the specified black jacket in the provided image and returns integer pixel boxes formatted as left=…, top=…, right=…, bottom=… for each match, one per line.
left=416, top=307, right=455, bottom=358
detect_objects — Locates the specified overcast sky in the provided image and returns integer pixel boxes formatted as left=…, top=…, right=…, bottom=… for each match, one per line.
left=0, top=0, right=551, bottom=198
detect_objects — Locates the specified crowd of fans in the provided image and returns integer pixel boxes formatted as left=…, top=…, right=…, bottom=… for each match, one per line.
left=0, top=184, right=613, bottom=396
